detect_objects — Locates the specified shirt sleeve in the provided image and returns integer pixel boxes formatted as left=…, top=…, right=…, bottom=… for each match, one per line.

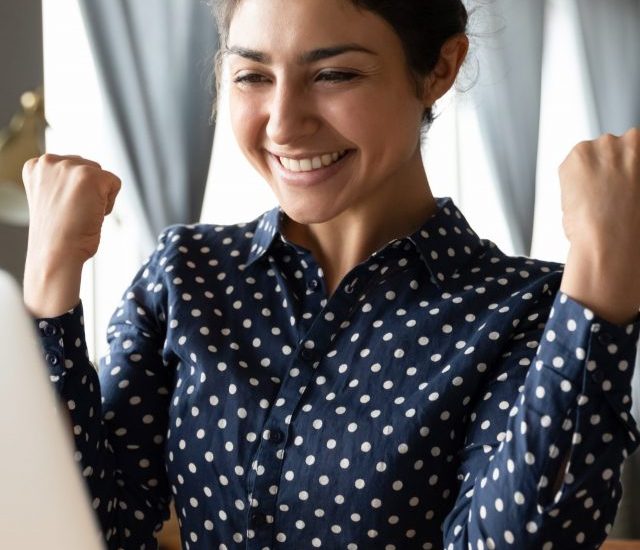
left=34, top=232, right=174, bottom=550
left=443, top=290, right=640, bottom=549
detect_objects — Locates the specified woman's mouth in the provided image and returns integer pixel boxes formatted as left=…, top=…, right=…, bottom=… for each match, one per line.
left=277, top=150, right=350, bottom=173
left=267, top=149, right=355, bottom=187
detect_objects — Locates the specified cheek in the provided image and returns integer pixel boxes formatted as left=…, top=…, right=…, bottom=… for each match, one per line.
left=323, top=89, right=422, bottom=151
left=229, top=94, right=261, bottom=153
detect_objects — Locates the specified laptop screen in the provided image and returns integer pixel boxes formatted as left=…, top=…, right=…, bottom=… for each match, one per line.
left=0, top=270, right=104, bottom=549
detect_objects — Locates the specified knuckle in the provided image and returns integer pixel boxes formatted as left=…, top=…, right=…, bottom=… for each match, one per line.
left=21, top=158, right=37, bottom=184
left=22, top=156, right=38, bottom=171
left=75, top=163, right=94, bottom=176
left=41, top=153, right=59, bottom=164
left=624, top=127, right=640, bottom=145
left=572, top=140, right=590, bottom=153
left=599, top=132, right=617, bottom=141
left=58, top=158, right=76, bottom=171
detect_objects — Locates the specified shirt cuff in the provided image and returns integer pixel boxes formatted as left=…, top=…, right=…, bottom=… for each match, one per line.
left=537, top=291, right=640, bottom=441
left=33, top=301, right=89, bottom=381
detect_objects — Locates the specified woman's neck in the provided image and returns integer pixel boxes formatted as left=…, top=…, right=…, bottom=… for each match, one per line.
left=282, top=168, right=438, bottom=296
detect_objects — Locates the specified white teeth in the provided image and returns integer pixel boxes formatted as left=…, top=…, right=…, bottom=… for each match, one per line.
left=321, top=154, right=333, bottom=167
left=279, top=150, right=347, bottom=173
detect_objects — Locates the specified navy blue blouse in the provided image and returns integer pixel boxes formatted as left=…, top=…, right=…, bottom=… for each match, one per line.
left=36, top=197, right=640, bottom=550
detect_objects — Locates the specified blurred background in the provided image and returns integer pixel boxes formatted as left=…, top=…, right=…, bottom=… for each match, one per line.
left=0, top=0, right=639, bottom=542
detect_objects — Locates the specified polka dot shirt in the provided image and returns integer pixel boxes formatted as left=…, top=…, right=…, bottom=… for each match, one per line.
left=35, top=197, right=640, bottom=550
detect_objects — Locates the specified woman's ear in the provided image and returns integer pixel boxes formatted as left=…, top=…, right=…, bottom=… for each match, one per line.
left=422, top=33, right=469, bottom=107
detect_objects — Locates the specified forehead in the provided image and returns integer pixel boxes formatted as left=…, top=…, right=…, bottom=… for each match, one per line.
left=227, top=0, right=397, bottom=54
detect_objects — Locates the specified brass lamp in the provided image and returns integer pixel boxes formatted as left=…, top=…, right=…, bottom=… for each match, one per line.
left=0, top=88, right=46, bottom=226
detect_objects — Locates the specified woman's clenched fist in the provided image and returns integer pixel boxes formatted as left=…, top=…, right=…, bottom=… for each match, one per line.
left=559, top=127, right=640, bottom=255
left=559, top=127, right=640, bottom=325
left=22, top=154, right=121, bottom=266
left=22, top=154, right=121, bottom=317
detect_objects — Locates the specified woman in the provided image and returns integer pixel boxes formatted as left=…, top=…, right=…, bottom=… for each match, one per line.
left=22, top=0, right=640, bottom=548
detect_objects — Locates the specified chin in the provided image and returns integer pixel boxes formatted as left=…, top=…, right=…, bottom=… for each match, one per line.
left=278, top=197, right=344, bottom=227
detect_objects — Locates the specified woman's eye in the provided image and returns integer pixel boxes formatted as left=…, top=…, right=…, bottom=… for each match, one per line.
left=316, top=71, right=359, bottom=83
left=233, top=73, right=269, bottom=85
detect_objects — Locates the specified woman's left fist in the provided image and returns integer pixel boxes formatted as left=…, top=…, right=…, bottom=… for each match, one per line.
left=559, top=127, right=640, bottom=257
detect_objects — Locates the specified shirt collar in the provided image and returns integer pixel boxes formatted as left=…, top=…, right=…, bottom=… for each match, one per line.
left=246, top=206, right=282, bottom=266
left=246, top=197, right=485, bottom=289
left=406, top=196, right=485, bottom=289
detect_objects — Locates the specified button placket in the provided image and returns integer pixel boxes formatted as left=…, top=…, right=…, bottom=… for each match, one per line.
left=246, top=264, right=370, bottom=548
left=246, top=330, right=330, bottom=547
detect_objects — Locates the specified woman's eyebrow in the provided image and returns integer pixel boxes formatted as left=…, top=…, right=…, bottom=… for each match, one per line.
left=225, top=43, right=377, bottom=64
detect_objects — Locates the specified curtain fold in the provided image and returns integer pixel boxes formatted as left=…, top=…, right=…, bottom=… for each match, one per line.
left=576, top=0, right=640, bottom=136
left=470, top=0, right=545, bottom=256
left=78, top=0, right=218, bottom=242
left=575, top=0, right=640, bottom=538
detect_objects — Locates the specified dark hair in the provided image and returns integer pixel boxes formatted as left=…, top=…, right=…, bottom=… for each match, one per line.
left=210, top=0, right=469, bottom=127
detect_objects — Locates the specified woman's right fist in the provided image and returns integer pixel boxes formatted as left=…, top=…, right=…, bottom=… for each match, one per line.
left=22, top=154, right=121, bottom=266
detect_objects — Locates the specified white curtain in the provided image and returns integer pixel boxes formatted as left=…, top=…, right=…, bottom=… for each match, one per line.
left=78, top=0, right=218, bottom=243
left=470, top=0, right=546, bottom=256
left=575, top=0, right=640, bottom=538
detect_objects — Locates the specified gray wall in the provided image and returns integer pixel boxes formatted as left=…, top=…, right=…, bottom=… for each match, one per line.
left=0, top=0, right=43, bottom=284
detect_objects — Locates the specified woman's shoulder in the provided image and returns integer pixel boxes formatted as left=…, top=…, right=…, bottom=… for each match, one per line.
left=459, top=236, right=566, bottom=301
left=147, top=208, right=277, bottom=266
left=480, top=238, right=565, bottom=275
left=427, top=197, right=565, bottom=296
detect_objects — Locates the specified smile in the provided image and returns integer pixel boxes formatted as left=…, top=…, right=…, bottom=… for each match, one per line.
left=277, top=150, right=349, bottom=173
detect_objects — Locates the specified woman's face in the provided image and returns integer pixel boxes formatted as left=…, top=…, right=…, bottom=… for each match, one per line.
left=226, top=0, right=428, bottom=225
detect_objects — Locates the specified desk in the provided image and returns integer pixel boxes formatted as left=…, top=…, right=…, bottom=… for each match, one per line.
left=158, top=504, right=181, bottom=550
left=157, top=517, right=639, bottom=550
left=157, top=533, right=640, bottom=550
left=603, top=541, right=640, bottom=550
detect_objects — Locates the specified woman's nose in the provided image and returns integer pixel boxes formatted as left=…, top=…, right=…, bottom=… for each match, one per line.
left=265, top=83, right=320, bottom=145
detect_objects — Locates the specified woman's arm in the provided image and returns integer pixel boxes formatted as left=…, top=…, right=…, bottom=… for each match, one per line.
left=444, top=128, right=640, bottom=548
left=23, top=154, right=173, bottom=547
left=35, top=234, right=174, bottom=549
left=443, top=290, right=640, bottom=549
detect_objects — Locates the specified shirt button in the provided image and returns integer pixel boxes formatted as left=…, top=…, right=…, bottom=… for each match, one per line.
left=270, top=429, right=284, bottom=443
left=598, top=332, right=613, bottom=346
left=45, top=352, right=60, bottom=366
left=43, top=324, right=57, bottom=337
left=251, top=511, right=266, bottom=525
left=301, top=348, right=316, bottom=361
left=307, top=278, right=319, bottom=291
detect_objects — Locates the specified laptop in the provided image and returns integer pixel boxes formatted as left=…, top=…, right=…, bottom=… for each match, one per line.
left=0, top=269, right=104, bottom=549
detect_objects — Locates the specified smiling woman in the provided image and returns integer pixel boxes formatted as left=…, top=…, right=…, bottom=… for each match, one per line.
left=222, top=0, right=468, bottom=293
left=24, top=0, right=640, bottom=549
